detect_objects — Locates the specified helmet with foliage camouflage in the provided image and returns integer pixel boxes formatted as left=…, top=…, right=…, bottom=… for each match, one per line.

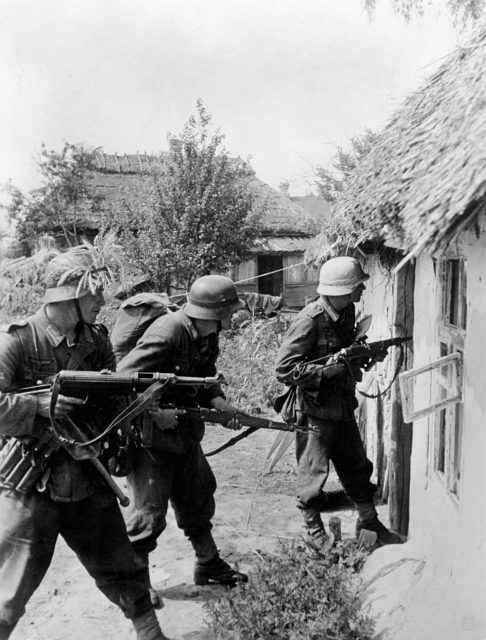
left=185, top=275, right=245, bottom=321
left=43, top=238, right=118, bottom=304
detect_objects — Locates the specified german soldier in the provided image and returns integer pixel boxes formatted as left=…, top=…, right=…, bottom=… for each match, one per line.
left=0, top=246, right=169, bottom=640
left=274, top=256, right=402, bottom=549
left=117, top=275, right=248, bottom=605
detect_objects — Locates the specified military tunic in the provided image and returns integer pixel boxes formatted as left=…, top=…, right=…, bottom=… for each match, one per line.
left=0, top=309, right=151, bottom=626
left=117, top=307, right=224, bottom=558
left=275, top=299, right=376, bottom=512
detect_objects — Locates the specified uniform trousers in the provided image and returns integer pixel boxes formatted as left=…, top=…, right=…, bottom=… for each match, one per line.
left=0, top=487, right=151, bottom=626
left=296, top=416, right=376, bottom=515
left=124, top=440, right=217, bottom=560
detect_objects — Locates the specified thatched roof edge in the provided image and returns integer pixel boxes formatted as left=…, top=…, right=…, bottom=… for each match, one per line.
left=313, top=25, right=486, bottom=262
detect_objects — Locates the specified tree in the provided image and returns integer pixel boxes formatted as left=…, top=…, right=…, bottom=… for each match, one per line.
left=113, top=101, right=261, bottom=290
left=4, top=143, right=104, bottom=252
left=314, top=129, right=380, bottom=203
left=364, top=0, right=485, bottom=26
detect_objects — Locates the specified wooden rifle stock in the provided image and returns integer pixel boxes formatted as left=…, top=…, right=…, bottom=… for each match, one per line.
left=181, top=407, right=320, bottom=434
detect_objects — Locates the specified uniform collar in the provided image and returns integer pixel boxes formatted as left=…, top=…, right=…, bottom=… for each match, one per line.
left=320, top=297, right=341, bottom=323
left=35, top=308, right=94, bottom=348
left=180, top=308, right=200, bottom=340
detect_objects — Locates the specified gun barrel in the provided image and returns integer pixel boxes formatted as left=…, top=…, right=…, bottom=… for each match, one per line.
left=56, top=370, right=225, bottom=394
left=371, top=336, right=413, bottom=350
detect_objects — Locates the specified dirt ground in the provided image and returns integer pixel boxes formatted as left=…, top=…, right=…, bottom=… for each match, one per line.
left=13, top=422, right=388, bottom=640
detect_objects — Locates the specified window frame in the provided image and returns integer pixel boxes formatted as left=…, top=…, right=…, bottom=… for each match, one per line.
left=398, top=255, right=466, bottom=499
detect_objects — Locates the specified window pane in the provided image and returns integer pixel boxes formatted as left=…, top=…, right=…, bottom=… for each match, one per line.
left=450, top=403, right=463, bottom=496
left=436, top=408, right=446, bottom=473
left=460, top=261, right=467, bottom=330
left=446, top=260, right=460, bottom=326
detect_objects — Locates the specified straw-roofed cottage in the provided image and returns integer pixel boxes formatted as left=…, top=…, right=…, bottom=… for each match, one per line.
left=71, top=151, right=329, bottom=307
left=308, top=27, right=486, bottom=640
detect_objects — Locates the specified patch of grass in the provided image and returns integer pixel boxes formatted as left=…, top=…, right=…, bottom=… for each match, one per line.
left=218, top=316, right=289, bottom=413
left=205, top=541, right=374, bottom=640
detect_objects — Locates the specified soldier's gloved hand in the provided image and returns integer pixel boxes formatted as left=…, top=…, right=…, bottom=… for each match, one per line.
left=37, top=393, right=86, bottom=419
left=149, top=408, right=179, bottom=430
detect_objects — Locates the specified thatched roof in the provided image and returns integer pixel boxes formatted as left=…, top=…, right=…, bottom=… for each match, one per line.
left=308, top=26, right=486, bottom=264
left=290, top=196, right=331, bottom=225
left=248, top=177, right=319, bottom=236
left=93, top=150, right=162, bottom=173
left=81, top=154, right=318, bottom=238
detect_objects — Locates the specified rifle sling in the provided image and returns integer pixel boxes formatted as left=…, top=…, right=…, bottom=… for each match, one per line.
left=52, top=379, right=172, bottom=448
left=204, top=427, right=258, bottom=457
left=356, top=344, right=405, bottom=399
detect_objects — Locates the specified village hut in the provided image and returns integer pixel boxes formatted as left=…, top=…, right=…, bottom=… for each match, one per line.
left=63, top=151, right=329, bottom=307
left=307, top=26, right=486, bottom=640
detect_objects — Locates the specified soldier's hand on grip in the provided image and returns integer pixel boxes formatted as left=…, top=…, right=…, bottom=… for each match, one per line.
left=210, top=397, right=245, bottom=430
left=37, top=393, right=86, bottom=419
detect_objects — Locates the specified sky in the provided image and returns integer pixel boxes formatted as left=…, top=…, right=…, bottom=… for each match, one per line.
left=0, top=0, right=463, bottom=230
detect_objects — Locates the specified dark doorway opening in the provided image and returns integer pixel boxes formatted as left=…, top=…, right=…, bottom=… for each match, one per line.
left=258, top=255, right=283, bottom=296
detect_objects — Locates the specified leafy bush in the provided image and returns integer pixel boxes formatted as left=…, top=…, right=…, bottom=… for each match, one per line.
left=0, top=249, right=54, bottom=323
left=0, top=280, right=44, bottom=323
left=111, top=101, right=262, bottom=291
left=205, top=541, right=375, bottom=640
left=218, top=315, right=289, bottom=413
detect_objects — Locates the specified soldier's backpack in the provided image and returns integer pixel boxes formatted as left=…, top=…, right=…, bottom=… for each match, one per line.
left=111, top=292, right=179, bottom=362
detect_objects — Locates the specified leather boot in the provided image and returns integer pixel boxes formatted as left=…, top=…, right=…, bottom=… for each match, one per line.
left=194, top=553, right=248, bottom=586
left=189, top=529, right=218, bottom=564
left=356, top=515, right=403, bottom=546
left=0, top=621, right=15, bottom=640
left=303, top=508, right=330, bottom=550
left=132, top=608, right=170, bottom=640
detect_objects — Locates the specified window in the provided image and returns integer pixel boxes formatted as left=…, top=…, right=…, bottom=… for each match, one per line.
left=435, top=257, right=466, bottom=497
left=399, top=257, right=466, bottom=498
left=440, top=258, right=467, bottom=334
left=399, top=353, right=462, bottom=422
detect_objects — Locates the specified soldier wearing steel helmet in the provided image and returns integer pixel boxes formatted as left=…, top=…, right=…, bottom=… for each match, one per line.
left=0, top=246, right=169, bottom=640
left=275, top=256, right=402, bottom=549
left=117, top=275, right=248, bottom=603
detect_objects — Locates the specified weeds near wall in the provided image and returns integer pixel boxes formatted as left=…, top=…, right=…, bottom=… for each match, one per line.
left=205, top=540, right=374, bottom=640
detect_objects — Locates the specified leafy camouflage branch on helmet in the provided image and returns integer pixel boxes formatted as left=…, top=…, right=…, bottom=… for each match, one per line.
left=44, top=233, right=124, bottom=302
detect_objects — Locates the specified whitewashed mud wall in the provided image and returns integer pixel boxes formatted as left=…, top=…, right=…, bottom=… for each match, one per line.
left=360, top=217, right=486, bottom=640
left=357, top=254, right=396, bottom=496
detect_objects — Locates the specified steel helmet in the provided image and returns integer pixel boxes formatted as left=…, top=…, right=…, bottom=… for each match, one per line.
left=184, top=275, right=246, bottom=321
left=44, top=246, right=112, bottom=303
left=317, top=256, right=369, bottom=296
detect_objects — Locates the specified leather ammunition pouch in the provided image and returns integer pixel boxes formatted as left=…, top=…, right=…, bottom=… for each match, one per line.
left=273, top=385, right=297, bottom=423
left=0, top=431, right=60, bottom=494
